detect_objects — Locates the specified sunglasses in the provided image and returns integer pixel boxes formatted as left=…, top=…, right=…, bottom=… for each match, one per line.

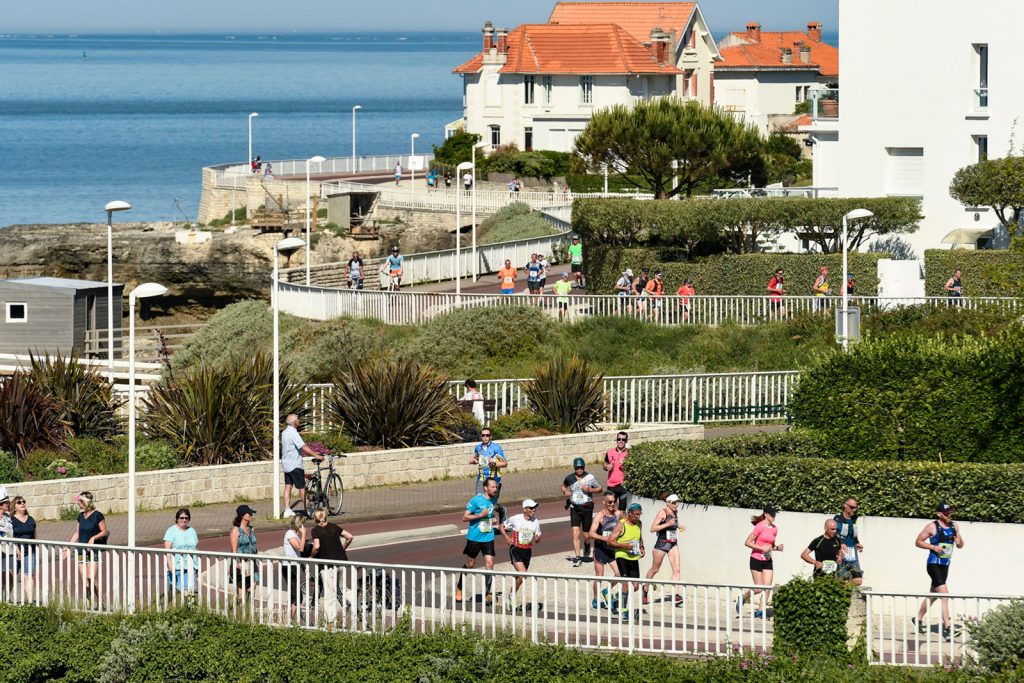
left=616, top=438, right=627, bottom=442
left=481, top=433, right=492, bottom=438
left=177, top=516, right=191, bottom=521
left=845, top=504, right=858, bottom=510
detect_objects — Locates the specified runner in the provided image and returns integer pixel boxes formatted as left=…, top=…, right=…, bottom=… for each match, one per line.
left=846, top=272, right=856, bottom=296
left=525, top=253, right=544, bottom=298
left=587, top=492, right=623, bottom=609
left=633, top=269, right=650, bottom=317
left=607, top=503, right=645, bottom=621
left=500, top=499, right=542, bottom=611
left=813, top=266, right=830, bottom=312
left=386, top=246, right=404, bottom=290
left=497, top=259, right=517, bottom=295
left=568, top=235, right=585, bottom=288
left=346, top=251, right=364, bottom=290
left=676, top=278, right=695, bottom=322
left=644, top=494, right=685, bottom=606
left=455, top=477, right=500, bottom=605
left=644, top=271, right=665, bottom=323
left=604, top=431, right=630, bottom=511
left=737, top=506, right=783, bottom=619
left=470, top=428, right=507, bottom=502
left=767, top=269, right=786, bottom=318
left=554, top=272, right=573, bottom=321
left=615, top=269, right=634, bottom=314
left=537, top=253, right=550, bottom=292
left=561, top=457, right=602, bottom=567
left=834, top=498, right=865, bottom=586
left=800, top=518, right=844, bottom=579
left=912, top=502, right=965, bottom=641
left=944, top=269, right=963, bottom=307
left=394, top=161, right=402, bottom=186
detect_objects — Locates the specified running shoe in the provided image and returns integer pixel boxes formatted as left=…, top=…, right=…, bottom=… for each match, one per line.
left=282, top=508, right=295, bottom=518
left=735, top=597, right=743, bottom=615
left=485, top=593, right=494, bottom=606
left=754, top=609, right=764, bottom=619
left=454, top=589, right=463, bottom=603
left=642, top=591, right=650, bottom=605
left=911, top=617, right=925, bottom=634
left=619, top=610, right=630, bottom=622
left=674, top=595, right=685, bottom=607
left=592, top=598, right=599, bottom=610
left=572, top=556, right=582, bottom=568
left=942, top=626, right=952, bottom=642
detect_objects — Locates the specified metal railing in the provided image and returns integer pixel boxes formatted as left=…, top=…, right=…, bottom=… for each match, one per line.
left=865, top=590, right=1019, bottom=666
left=711, top=187, right=840, bottom=199
left=0, top=538, right=772, bottom=656
left=300, top=370, right=799, bottom=432
left=211, top=154, right=437, bottom=188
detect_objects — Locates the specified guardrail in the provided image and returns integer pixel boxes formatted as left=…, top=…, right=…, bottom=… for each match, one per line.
left=301, top=370, right=799, bottom=432
left=211, top=154, right=437, bottom=188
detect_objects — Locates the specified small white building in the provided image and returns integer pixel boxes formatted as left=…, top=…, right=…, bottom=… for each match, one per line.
left=715, top=22, right=838, bottom=134
left=452, top=2, right=720, bottom=153
left=806, top=0, right=1015, bottom=255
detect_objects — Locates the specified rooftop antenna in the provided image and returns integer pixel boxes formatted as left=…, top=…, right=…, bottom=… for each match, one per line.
left=173, top=197, right=197, bottom=232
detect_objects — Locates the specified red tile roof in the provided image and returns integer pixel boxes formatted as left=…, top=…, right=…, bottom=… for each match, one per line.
left=548, top=2, right=697, bottom=45
left=453, top=24, right=682, bottom=75
left=718, top=30, right=838, bottom=78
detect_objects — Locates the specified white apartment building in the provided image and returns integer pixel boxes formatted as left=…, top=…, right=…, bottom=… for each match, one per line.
left=452, top=2, right=719, bottom=153
left=806, top=0, right=1016, bottom=255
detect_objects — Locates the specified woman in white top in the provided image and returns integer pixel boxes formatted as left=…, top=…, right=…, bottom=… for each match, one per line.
left=282, top=514, right=309, bottom=622
left=461, top=379, right=486, bottom=425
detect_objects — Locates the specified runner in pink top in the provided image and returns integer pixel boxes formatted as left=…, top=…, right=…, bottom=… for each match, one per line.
left=603, top=431, right=630, bottom=511
left=738, top=505, right=783, bottom=619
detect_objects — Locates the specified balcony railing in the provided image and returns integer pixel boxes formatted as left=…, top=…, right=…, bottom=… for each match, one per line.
left=810, top=88, right=839, bottom=120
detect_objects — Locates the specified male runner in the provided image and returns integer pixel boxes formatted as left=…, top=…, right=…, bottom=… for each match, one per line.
left=470, top=428, right=507, bottom=500
left=525, top=253, right=544, bottom=298
left=386, top=246, right=404, bottom=290
left=456, top=477, right=500, bottom=604
left=561, top=457, right=602, bottom=567
left=588, top=492, right=623, bottom=609
left=800, top=518, right=844, bottom=579
left=604, top=431, right=630, bottom=511
left=834, top=498, right=865, bottom=585
left=498, top=259, right=517, bottom=295
left=608, top=503, right=645, bottom=621
left=913, top=502, right=965, bottom=641
left=568, top=235, right=585, bottom=288
left=500, top=499, right=542, bottom=611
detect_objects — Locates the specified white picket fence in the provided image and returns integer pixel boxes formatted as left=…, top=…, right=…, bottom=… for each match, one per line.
left=212, top=154, right=437, bottom=188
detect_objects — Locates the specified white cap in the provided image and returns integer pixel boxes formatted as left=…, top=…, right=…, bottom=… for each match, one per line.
left=623, top=268, right=633, bottom=277
left=0, top=486, right=9, bottom=503
left=523, top=499, right=538, bottom=508
left=666, top=494, right=680, bottom=503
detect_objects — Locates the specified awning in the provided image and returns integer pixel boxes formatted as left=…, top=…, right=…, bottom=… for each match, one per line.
left=940, top=228, right=994, bottom=245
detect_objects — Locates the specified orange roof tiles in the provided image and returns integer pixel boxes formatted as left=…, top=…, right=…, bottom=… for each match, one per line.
left=454, top=24, right=682, bottom=75
left=548, top=2, right=696, bottom=45
left=718, top=29, right=838, bottom=78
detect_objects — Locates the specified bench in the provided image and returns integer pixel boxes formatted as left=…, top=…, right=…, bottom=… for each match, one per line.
left=692, top=401, right=789, bottom=424
left=457, top=399, right=497, bottom=414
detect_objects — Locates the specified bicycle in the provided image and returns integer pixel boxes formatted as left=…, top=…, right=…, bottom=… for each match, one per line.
left=304, top=453, right=345, bottom=516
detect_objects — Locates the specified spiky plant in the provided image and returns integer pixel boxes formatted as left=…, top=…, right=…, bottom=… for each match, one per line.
left=0, top=374, right=70, bottom=458
left=326, top=358, right=458, bottom=448
left=523, top=355, right=607, bottom=434
left=28, top=352, right=124, bottom=440
left=142, top=351, right=311, bottom=465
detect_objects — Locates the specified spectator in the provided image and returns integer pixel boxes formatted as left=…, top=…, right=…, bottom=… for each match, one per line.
left=263, top=162, right=273, bottom=178
left=229, top=504, right=258, bottom=606
left=311, top=508, right=354, bottom=626
left=163, top=508, right=199, bottom=596
left=462, top=378, right=486, bottom=425
left=633, top=268, right=650, bottom=317
left=507, top=178, right=517, bottom=196
left=11, top=496, right=36, bottom=601
left=834, top=498, right=865, bottom=586
left=0, top=489, right=13, bottom=594
left=281, top=413, right=324, bottom=518
left=463, top=169, right=473, bottom=191
left=767, top=269, right=786, bottom=318
left=800, top=518, right=844, bottom=579
left=444, top=170, right=452, bottom=189
left=282, top=514, right=310, bottom=623
left=64, top=492, right=109, bottom=607
left=676, top=278, right=695, bottom=322
left=497, top=259, right=517, bottom=295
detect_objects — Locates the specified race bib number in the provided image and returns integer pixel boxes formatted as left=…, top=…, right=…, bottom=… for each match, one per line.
left=478, top=519, right=493, bottom=534
left=939, top=543, right=954, bottom=560
left=665, top=530, right=677, bottom=542
left=517, top=529, right=534, bottom=546
left=601, top=530, right=613, bottom=540
left=763, top=551, right=772, bottom=560
left=842, top=546, right=856, bottom=562
left=571, top=491, right=589, bottom=505
left=821, top=560, right=837, bottom=574
left=628, top=541, right=641, bottom=556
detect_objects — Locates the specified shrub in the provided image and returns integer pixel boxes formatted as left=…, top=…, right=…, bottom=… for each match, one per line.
left=304, top=431, right=355, bottom=455
left=773, top=576, right=855, bottom=659
left=477, top=202, right=560, bottom=245
left=44, top=458, right=84, bottom=479
left=0, top=451, right=22, bottom=484
left=0, top=374, right=69, bottom=458
left=924, top=248, right=1024, bottom=297
left=18, top=449, right=64, bottom=480
left=523, top=355, right=607, bottom=433
left=450, top=411, right=483, bottom=443
left=625, top=442, right=1024, bottom=523
left=326, top=358, right=458, bottom=448
left=170, top=300, right=274, bottom=372
left=969, top=599, right=1024, bottom=673
left=488, top=409, right=555, bottom=440
left=135, top=440, right=181, bottom=472
left=27, top=352, right=124, bottom=440
left=67, top=436, right=124, bottom=475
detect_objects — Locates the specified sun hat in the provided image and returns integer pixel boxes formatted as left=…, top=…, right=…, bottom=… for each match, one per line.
left=523, top=499, right=538, bottom=509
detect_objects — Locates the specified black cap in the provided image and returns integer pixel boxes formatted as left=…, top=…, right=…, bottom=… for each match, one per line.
left=236, top=504, right=257, bottom=516
left=935, top=502, right=954, bottom=514
left=763, top=505, right=778, bottom=517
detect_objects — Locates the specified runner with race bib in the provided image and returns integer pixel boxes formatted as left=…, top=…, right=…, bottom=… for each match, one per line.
left=913, top=502, right=965, bottom=642
left=455, top=477, right=500, bottom=605
left=501, top=499, right=543, bottom=612
left=561, top=457, right=602, bottom=567
left=801, top=518, right=844, bottom=579
left=643, top=494, right=685, bottom=606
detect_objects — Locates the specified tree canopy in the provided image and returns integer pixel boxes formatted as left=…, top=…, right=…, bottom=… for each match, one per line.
left=949, top=156, right=1024, bottom=237
left=572, top=98, right=765, bottom=199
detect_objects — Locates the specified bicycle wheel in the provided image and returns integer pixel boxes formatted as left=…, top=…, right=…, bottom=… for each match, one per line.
left=325, top=473, right=344, bottom=516
left=306, top=477, right=324, bottom=515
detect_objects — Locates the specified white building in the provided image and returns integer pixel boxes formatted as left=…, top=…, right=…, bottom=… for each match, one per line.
left=452, top=2, right=720, bottom=153
left=715, top=22, right=838, bottom=134
left=806, top=0, right=1015, bottom=255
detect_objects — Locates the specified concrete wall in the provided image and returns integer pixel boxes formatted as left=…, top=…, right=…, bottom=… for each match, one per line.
left=631, top=497, right=1021, bottom=596
left=7, top=425, right=701, bottom=521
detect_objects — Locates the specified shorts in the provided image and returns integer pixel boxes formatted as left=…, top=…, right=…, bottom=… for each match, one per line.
left=838, top=558, right=864, bottom=580
left=654, top=539, right=677, bottom=554
left=616, top=558, right=641, bottom=579
left=557, top=301, right=569, bottom=310
left=749, top=557, right=774, bottom=572
left=539, top=278, right=546, bottom=289
left=19, top=549, right=36, bottom=576
left=680, top=302, right=690, bottom=312
left=501, top=288, right=514, bottom=295
left=608, top=485, right=628, bottom=511
left=571, top=264, right=582, bottom=273
left=167, top=568, right=197, bottom=592
left=76, top=547, right=105, bottom=564
left=348, top=279, right=364, bottom=290
left=284, top=468, right=306, bottom=490
left=770, top=300, right=783, bottom=311
left=649, top=298, right=661, bottom=308
left=389, top=270, right=401, bottom=278
left=594, top=544, right=616, bottom=566
left=528, top=281, right=540, bottom=293
left=463, top=540, right=496, bottom=559
left=569, top=505, right=594, bottom=529
left=927, top=563, right=950, bottom=591
left=509, top=546, right=533, bottom=569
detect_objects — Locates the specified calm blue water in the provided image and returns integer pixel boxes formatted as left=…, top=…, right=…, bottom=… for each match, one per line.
left=0, top=33, right=476, bottom=226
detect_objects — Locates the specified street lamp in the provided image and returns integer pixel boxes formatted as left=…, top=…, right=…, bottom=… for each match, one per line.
left=351, top=105, right=362, bottom=173
left=248, top=112, right=259, bottom=169
left=410, top=133, right=421, bottom=205
left=470, top=140, right=489, bottom=281
left=103, top=200, right=131, bottom=381
left=305, top=155, right=326, bottom=285
left=272, top=237, right=306, bottom=520
left=841, top=208, right=874, bottom=351
left=455, top=161, right=474, bottom=297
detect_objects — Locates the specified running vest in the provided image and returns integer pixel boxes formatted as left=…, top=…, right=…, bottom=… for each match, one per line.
left=595, top=512, right=620, bottom=548
left=927, top=522, right=957, bottom=566
left=948, top=277, right=962, bottom=298
left=646, top=279, right=664, bottom=296
left=614, top=522, right=642, bottom=561
left=834, top=514, right=859, bottom=562
left=526, top=261, right=543, bottom=282
left=657, top=512, right=679, bottom=545
left=814, top=275, right=829, bottom=296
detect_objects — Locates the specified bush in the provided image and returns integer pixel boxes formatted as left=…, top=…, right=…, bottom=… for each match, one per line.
left=44, top=458, right=84, bottom=479
left=135, top=440, right=181, bottom=472
left=488, top=409, right=555, bottom=440
left=523, top=355, right=607, bottom=433
left=304, top=431, right=355, bottom=455
left=450, top=411, right=483, bottom=443
left=0, top=374, right=69, bottom=458
left=969, top=599, right=1024, bottom=672
left=18, top=449, right=63, bottom=480
left=773, top=576, right=855, bottom=659
left=625, top=442, right=1024, bottom=523
left=477, top=202, right=560, bottom=245
left=924, top=249, right=1024, bottom=297
left=67, top=436, right=124, bottom=475
left=28, top=352, right=124, bottom=440
left=0, top=451, right=22, bottom=484
left=170, top=300, right=274, bottom=372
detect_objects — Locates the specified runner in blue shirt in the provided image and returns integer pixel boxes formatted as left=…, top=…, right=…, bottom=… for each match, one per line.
left=386, top=246, right=404, bottom=290
left=833, top=498, right=865, bottom=586
left=912, top=502, right=965, bottom=642
left=471, top=429, right=507, bottom=500
left=525, top=253, right=544, bottom=298
left=456, top=477, right=499, bottom=604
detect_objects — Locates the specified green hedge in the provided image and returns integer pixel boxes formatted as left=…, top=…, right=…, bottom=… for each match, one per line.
left=791, top=333, right=1024, bottom=463
left=924, top=249, right=1024, bottom=297
left=587, top=248, right=883, bottom=295
left=774, top=577, right=855, bottom=659
left=625, top=441, right=1024, bottom=523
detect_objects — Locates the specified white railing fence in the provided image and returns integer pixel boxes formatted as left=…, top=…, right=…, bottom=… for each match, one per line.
left=301, top=370, right=799, bottom=432
left=0, top=538, right=771, bottom=657
left=212, top=154, right=437, bottom=188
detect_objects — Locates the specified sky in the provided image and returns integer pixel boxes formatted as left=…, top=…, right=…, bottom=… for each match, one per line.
left=2, top=0, right=838, bottom=35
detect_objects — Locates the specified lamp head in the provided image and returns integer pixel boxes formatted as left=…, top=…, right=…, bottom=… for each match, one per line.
left=249, top=112, right=259, bottom=119
left=130, top=282, right=168, bottom=301
left=845, top=208, right=874, bottom=221
left=308, top=155, right=326, bottom=164
left=275, top=237, right=306, bottom=256
left=353, top=104, right=362, bottom=111
left=411, top=133, right=421, bottom=139
left=105, top=200, right=132, bottom=213
left=457, top=161, right=474, bottom=171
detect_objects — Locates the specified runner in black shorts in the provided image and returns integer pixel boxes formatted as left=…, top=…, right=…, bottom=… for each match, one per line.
left=456, top=478, right=499, bottom=604
left=588, top=492, right=623, bottom=609
left=561, top=457, right=602, bottom=567
left=501, top=499, right=542, bottom=611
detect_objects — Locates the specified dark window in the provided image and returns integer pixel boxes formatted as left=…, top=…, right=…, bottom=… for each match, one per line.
left=524, top=75, right=536, bottom=105
left=524, top=127, right=533, bottom=151
left=490, top=125, right=501, bottom=149
left=6, top=303, right=27, bottom=322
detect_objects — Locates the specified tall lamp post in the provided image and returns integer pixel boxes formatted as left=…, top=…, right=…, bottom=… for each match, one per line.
left=248, top=112, right=259, bottom=168
left=305, top=155, right=326, bottom=285
left=455, top=161, right=474, bottom=298
left=103, top=200, right=131, bottom=381
left=410, top=132, right=421, bottom=205
left=351, top=105, right=362, bottom=173
left=272, top=237, right=306, bottom=520
left=841, top=208, right=874, bottom=351
left=470, top=140, right=489, bottom=281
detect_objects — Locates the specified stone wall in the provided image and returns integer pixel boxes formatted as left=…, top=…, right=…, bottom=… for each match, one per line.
left=8, top=425, right=701, bottom=520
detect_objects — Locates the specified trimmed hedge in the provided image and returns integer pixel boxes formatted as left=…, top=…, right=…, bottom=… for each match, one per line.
left=587, top=248, right=883, bottom=295
left=791, top=333, right=1024, bottom=463
left=774, top=577, right=855, bottom=659
left=924, top=249, right=1024, bottom=297
left=625, top=440, right=1024, bottom=523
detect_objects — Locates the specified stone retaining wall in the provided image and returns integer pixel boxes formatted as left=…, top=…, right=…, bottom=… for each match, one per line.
left=8, top=425, right=701, bottom=520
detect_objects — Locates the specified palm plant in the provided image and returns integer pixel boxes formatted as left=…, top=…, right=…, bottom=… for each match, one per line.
left=142, top=351, right=311, bottom=465
left=326, top=357, right=458, bottom=448
left=0, top=374, right=70, bottom=458
left=28, top=352, right=124, bottom=440
left=523, top=355, right=607, bottom=434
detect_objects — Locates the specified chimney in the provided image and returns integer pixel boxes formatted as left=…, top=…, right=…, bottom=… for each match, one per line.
left=800, top=46, right=811, bottom=64
left=780, top=47, right=793, bottom=64
left=496, top=27, right=509, bottom=54
left=745, top=22, right=761, bottom=43
left=807, top=22, right=822, bottom=42
left=649, top=27, right=670, bottom=64
left=482, top=21, right=494, bottom=52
